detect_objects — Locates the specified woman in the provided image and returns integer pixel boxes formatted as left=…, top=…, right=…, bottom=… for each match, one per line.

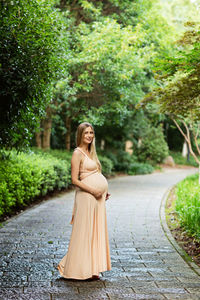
left=57, top=122, right=111, bottom=280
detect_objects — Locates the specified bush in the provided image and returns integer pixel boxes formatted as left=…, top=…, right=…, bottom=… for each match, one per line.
left=175, top=173, right=200, bottom=239
left=137, top=126, right=169, bottom=163
left=0, top=150, right=71, bottom=217
left=104, top=150, right=137, bottom=172
left=99, top=156, right=113, bottom=177
left=33, top=148, right=72, bottom=161
left=127, top=162, right=154, bottom=175
left=170, top=151, right=199, bottom=167
left=0, top=148, right=114, bottom=218
left=102, top=151, right=118, bottom=169
left=102, top=149, right=154, bottom=175
left=34, top=148, right=114, bottom=177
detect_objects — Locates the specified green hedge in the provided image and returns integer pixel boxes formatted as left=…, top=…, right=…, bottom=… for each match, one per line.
left=0, top=147, right=155, bottom=219
left=127, top=162, right=154, bottom=175
left=33, top=148, right=113, bottom=177
left=102, top=149, right=154, bottom=175
left=175, top=173, right=200, bottom=239
left=0, top=149, right=114, bottom=218
left=99, top=155, right=114, bottom=177
left=136, top=126, right=169, bottom=163
left=0, top=150, right=71, bottom=217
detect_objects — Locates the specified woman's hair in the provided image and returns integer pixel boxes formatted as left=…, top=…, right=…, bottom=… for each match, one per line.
left=76, top=122, right=101, bottom=171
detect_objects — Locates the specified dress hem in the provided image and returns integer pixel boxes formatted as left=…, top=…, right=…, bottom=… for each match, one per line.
left=57, top=265, right=111, bottom=280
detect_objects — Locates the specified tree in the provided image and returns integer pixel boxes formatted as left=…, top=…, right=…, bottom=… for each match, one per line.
left=0, top=0, right=68, bottom=149
left=39, top=0, right=176, bottom=150
left=140, top=22, right=200, bottom=181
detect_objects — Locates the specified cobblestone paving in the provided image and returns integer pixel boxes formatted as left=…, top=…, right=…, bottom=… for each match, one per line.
left=0, top=168, right=200, bottom=300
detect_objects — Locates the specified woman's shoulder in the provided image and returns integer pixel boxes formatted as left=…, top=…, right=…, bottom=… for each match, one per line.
left=72, top=148, right=83, bottom=159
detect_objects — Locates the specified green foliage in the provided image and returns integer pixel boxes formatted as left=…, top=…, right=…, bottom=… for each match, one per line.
left=99, top=156, right=114, bottom=177
left=176, top=173, right=200, bottom=239
left=102, top=149, right=154, bottom=175
left=170, top=151, right=199, bottom=167
left=50, top=0, right=176, bottom=147
left=142, top=23, right=200, bottom=122
left=127, top=162, right=154, bottom=175
left=105, top=150, right=135, bottom=172
left=33, top=148, right=72, bottom=161
left=0, top=148, right=114, bottom=218
left=0, top=0, right=68, bottom=148
left=33, top=148, right=114, bottom=177
left=54, top=17, right=152, bottom=128
left=0, top=150, right=71, bottom=217
left=136, top=126, right=169, bottom=163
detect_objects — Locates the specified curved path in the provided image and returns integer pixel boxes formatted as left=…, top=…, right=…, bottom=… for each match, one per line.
left=0, top=168, right=200, bottom=299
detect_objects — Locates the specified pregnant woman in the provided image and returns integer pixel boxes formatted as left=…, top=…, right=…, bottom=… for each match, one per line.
left=57, top=122, right=111, bottom=280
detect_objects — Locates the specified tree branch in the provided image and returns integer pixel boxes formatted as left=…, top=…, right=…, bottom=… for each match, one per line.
left=173, top=118, right=200, bottom=164
left=193, top=123, right=200, bottom=155
left=172, top=119, right=189, bottom=143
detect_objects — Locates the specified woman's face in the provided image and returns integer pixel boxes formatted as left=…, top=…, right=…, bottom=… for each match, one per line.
left=82, top=126, right=94, bottom=145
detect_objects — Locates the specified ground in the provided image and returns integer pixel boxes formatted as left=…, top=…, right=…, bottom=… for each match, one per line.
left=0, top=167, right=200, bottom=300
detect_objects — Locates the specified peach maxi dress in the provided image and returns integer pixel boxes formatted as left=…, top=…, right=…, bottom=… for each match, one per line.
left=57, top=147, right=111, bottom=280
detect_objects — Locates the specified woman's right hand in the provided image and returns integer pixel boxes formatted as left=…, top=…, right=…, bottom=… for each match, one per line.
left=91, top=188, right=102, bottom=199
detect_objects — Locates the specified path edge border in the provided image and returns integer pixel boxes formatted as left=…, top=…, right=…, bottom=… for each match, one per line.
left=160, top=187, right=200, bottom=277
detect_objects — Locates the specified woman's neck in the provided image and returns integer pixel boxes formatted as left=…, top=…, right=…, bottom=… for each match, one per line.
left=79, top=144, right=90, bottom=152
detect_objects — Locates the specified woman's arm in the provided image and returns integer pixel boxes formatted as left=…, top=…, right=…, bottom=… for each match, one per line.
left=71, top=150, right=102, bottom=199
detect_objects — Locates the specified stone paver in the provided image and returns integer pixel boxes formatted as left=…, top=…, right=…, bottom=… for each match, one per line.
left=0, top=167, right=200, bottom=299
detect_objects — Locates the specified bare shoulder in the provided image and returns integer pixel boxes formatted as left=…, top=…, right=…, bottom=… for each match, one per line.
left=71, top=149, right=83, bottom=161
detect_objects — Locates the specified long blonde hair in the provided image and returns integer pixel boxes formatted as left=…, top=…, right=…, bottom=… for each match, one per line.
left=76, top=122, right=101, bottom=171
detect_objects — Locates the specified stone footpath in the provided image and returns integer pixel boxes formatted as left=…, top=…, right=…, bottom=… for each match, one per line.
left=0, top=168, right=200, bottom=300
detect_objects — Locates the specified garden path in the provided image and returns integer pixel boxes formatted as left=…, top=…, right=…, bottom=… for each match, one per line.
left=0, top=167, right=200, bottom=299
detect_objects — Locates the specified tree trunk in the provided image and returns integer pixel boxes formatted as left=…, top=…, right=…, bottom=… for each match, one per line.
left=65, top=116, right=71, bottom=151
left=35, top=131, right=42, bottom=148
left=186, top=141, right=190, bottom=162
left=42, top=106, right=52, bottom=150
left=60, top=0, right=66, bottom=9
left=182, top=141, right=187, bottom=157
left=173, top=118, right=200, bottom=184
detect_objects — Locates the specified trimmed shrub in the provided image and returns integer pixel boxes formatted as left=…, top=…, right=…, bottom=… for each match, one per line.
left=0, top=150, right=71, bottom=217
left=175, top=173, right=200, bottom=239
left=0, top=148, right=114, bottom=218
left=102, top=149, right=154, bottom=175
left=102, top=151, right=118, bottom=169
left=34, top=148, right=114, bottom=177
left=137, top=126, right=169, bottom=163
left=109, top=150, right=137, bottom=172
left=99, top=155, right=113, bottom=177
left=127, top=162, right=154, bottom=175
left=33, top=148, right=72, bottom=161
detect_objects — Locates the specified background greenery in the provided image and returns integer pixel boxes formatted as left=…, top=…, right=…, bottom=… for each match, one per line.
left=2, top=0, right=197, bottom=151
left=1, top=0, right=199, bottom=224
left=176, top=173, right=200, bottom=239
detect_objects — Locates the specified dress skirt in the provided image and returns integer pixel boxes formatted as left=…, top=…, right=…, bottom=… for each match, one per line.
left=57, top=167, right=111, bottom=280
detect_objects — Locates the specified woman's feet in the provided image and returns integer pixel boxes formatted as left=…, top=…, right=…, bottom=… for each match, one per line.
left=86, top=275, right=100, bottom=281
left=92, top=275, right=100, bottom=280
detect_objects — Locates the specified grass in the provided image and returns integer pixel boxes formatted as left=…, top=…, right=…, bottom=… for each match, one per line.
left=175, top=173, right=200, bottom=240
left=165, top=187, right=179, bottom=231
left=165, top=184, right=200, bottom=267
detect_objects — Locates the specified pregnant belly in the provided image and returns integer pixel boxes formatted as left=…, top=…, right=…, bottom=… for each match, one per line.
left=82, top=172, right=108, bottom=194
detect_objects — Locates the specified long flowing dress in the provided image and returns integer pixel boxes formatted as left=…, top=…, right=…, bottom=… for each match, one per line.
left=57, top=147, right=111, bottom=280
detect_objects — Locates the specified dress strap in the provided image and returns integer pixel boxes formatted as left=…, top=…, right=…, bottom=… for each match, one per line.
left=75, top=147, right=89, bottom=158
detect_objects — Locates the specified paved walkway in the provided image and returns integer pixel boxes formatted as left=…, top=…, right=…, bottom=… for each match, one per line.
left=0, top=168, right=200, bottom=300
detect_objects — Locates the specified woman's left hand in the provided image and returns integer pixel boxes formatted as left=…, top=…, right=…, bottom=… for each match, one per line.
left=105, top=193, right=111, bottom=201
